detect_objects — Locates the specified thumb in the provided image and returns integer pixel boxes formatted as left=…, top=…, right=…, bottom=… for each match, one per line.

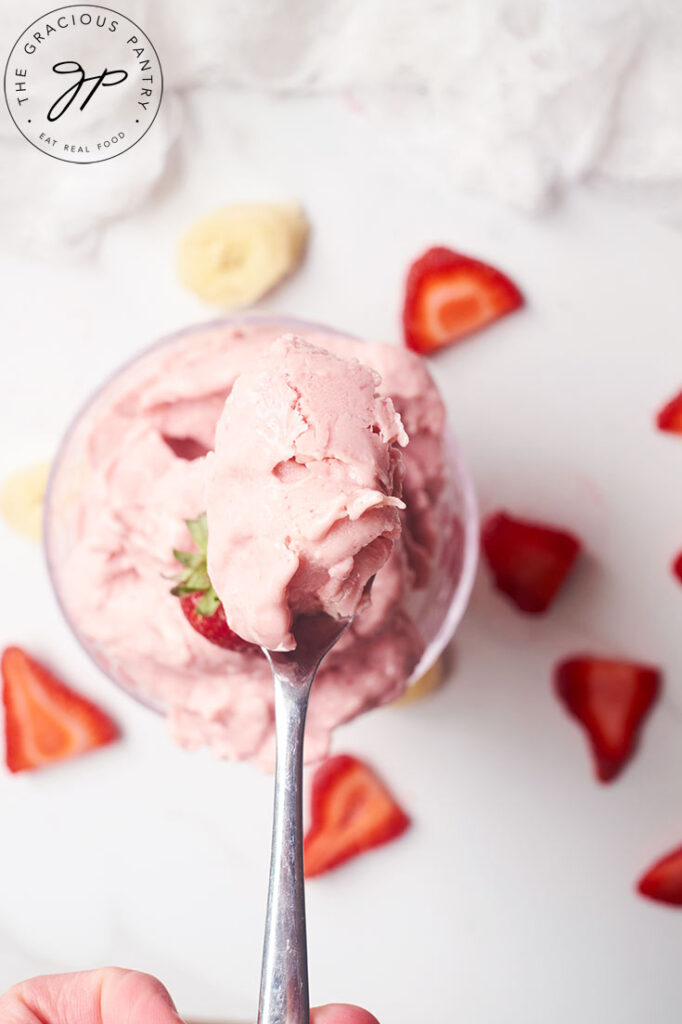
left=311, top=1005, right=379, bottom=1024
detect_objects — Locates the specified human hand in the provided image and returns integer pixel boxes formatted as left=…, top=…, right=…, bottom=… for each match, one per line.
left=0, top=968, right=378, bottom=1023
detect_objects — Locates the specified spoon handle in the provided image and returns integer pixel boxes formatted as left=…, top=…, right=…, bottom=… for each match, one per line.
left=257, top=673, right=312, bottom=1024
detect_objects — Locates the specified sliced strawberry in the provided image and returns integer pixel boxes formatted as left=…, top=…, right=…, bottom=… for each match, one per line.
left=481, top=511, right=581, bottom=614
left=179, top=591, right=259, bottom=653
left=638, top=845, right=682, bottom=907
left=304, top=754, right=410, bottom=878
left=172, top=513, right=261, bottom=655
left=403, top=246, right=523, bottom=354
left=2, top=646, right=118, bottom=773
left=656, top=390, right=682, bottom=434
left=554, top=656, right=661, bottom=783
left=672, top=551, right=682, bottom=584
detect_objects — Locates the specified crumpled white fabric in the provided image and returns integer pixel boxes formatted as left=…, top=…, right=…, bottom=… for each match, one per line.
left=2, top=0, right=682, bottom=259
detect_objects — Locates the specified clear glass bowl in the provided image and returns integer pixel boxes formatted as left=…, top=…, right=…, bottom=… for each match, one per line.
left=44, top=315, right=479, bottom=716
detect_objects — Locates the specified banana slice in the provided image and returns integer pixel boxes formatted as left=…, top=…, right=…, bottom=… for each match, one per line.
left=392, top=657, right=445, bottom=707
left=0, top=461, right=51, bottom=541
left=178, top=202, right=309, bottom=308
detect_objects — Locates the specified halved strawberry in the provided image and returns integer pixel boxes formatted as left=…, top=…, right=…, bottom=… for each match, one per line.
left=304, top=754, right=410, bottom=878
left=637, top=845, right=682, bottom=907
left=2, top=646, right=118, bottom=773
left=481, top=511, right=581, bottom=614
left=172, top=513, right=261, bottom=654
left=656, top=390, right=682, bottom=434
left=403, top=246, right=523, bottom=354
left=554, top=656, right=661, bottom=783
left=672, top=551, right=682, bottom=584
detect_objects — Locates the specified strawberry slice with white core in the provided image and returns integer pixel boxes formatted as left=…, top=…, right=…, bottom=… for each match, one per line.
left=2, top=646, right=118, bottom=773
left=304, top=754, right=410, bottom=878
left=638, top=846, right=682, bottom=907
left=554, top=656, right=661, bottom=783
left=403, top=247, right=523, bottom=354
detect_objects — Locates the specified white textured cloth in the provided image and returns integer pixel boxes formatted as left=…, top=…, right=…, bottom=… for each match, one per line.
left=2, top=0, right=682, bottom=258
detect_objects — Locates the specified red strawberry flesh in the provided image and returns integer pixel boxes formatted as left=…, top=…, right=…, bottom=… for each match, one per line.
left=481, top=511, right=581, bottom=614
left=656, top=391, right=682, bottom=434
left=179, top=592, right=260, bottom=654
left=161, top=434, right=210, bottom=461
left=304, top=754, right=410, bottom=878
left=638, top=845, right=682, bottom=907
left=403, top=246, right=523, bottom=354
left=2, top=646, right=118, bottom=773
left=672, top=552, right=682, bottom=584
left=555, top=656, right=661, bottom=783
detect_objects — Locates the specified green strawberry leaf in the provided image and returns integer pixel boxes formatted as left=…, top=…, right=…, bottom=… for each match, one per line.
left=173, top=549, right=203, bottom=569
left=179, top=566, right=210, bottom=592
left=196, top=588, right=220, bottom=616
left=171, top=512, right=224, bottom=613
left=186, top=513, right=209, bottom=553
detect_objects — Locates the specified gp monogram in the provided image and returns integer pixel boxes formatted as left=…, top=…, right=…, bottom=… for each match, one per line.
left=3, top=5, right=163, bottom=163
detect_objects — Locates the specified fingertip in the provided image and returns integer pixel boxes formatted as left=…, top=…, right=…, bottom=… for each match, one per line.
left=311, top=1003, right=380, bottom=1024
left=100, top=968, right=181, bottom=1022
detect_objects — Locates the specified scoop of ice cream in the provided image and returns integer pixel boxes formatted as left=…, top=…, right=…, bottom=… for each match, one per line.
left=206, top=334, right=407, bottom=651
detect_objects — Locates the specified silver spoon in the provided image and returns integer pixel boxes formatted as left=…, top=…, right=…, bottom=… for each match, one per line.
left=257, top=610, right=353, bottom=1024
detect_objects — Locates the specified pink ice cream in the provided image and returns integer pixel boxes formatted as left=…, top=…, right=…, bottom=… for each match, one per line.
left=46, top=320, right=451, bottom=765
left=206, top=335, right=407, bottom=651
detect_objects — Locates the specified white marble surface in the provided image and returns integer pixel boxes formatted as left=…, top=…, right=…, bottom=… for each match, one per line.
left=1, top=91, right=682, bottom=1023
